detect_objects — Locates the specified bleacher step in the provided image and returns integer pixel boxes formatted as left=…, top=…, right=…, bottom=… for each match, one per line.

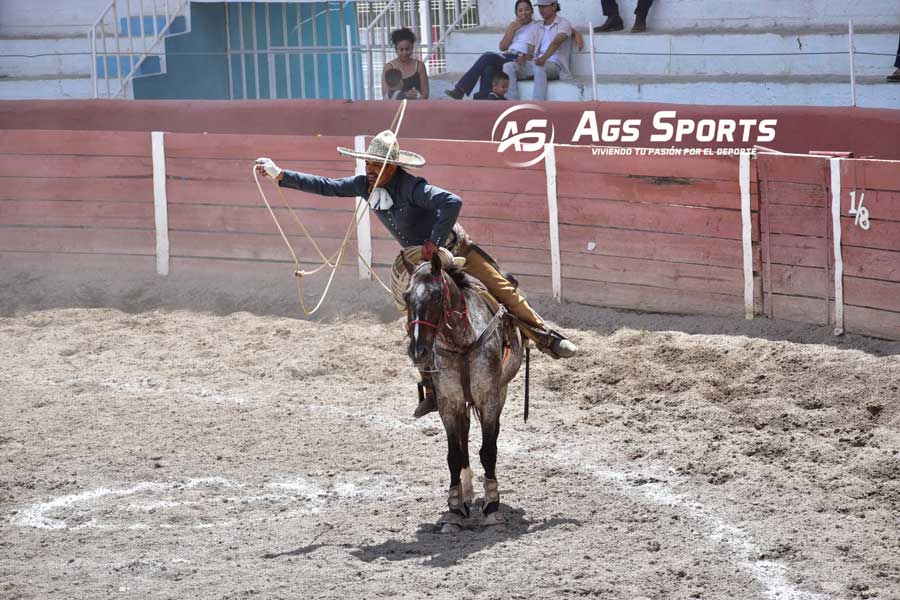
left=430, top=72, right=900, bottom=107
left=445, top=26, right=898, bottom=77
left=0, top=74, right=93, bottom=99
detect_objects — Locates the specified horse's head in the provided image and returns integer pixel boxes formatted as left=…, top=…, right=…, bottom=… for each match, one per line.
left=403, top=253, right=452, bottom=367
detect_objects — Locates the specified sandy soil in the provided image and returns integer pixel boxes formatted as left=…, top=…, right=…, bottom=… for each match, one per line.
left=1, top=270, right=899, bottom=600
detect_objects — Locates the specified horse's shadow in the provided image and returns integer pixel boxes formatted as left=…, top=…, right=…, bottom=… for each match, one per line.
left=263, top=508, right=582, bottom=568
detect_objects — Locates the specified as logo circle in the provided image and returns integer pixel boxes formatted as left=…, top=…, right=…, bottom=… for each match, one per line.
left=491, top=104, right=556, bottom=168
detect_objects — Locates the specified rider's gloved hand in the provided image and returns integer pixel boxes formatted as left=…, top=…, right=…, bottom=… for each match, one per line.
left=255, top=157, right=283, bottom=180
left=422, top=239, right=439, bottom=261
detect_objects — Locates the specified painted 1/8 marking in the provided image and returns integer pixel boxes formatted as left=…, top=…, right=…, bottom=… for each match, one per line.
left=848, top=190, right=871, bottom=230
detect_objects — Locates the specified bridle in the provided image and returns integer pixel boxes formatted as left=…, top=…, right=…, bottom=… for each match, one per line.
left=406, top=270, right=470, bottom=342
left=406, top=267, right=516, bottom=413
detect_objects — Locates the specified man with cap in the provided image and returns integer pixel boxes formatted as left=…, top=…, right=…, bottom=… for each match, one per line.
left=503, top=0, right=579, bottom=101
left=255, top=131, right=578, bottom=418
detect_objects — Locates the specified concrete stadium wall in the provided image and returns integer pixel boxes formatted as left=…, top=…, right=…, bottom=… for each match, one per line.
left=2, top=100, right=899, bottom=160
left=477, top=0, right=897, bottom=30
left=2, top=127, right=899, bottom=340
left=0, top=0, right=112, bottom=35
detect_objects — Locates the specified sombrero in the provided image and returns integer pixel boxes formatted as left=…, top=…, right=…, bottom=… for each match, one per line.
left=336, top=130, right=425, bottom=168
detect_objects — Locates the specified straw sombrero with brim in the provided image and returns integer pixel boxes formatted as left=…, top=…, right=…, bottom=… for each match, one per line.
left=336, top=130, right=425, bottom=168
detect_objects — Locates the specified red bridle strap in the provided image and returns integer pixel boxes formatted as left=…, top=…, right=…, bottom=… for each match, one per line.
left=406, top=272, right=469, bottom=336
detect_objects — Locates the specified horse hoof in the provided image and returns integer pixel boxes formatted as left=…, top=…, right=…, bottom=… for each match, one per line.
left=482, top=510, right=506, bottom=527
left=440, top=522, right=463, bottom=534
left=482, top=500, right=501, bottom=515
left=439, top=511, right=465, bottom=534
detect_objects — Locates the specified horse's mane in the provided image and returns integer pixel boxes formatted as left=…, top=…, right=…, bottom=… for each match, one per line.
left=444, top=263, right=483, bottom=293
left=410, top=260, right=484, bottom=296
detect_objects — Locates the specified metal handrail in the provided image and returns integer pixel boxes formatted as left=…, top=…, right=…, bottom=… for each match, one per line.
left=425, top=0, right=477, bottom=55
left=359, top=0, right=480, bottom=100
left=89, top=0, right=190, bottom=98
left=362, top=0, right=399, bottom=100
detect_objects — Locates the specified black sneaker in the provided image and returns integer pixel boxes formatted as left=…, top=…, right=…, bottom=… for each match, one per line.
left=444, top=87, right=464, bottom=100
left=887, top=69, right=900, bottom=83
left=593, top=15, right=624, bottom=33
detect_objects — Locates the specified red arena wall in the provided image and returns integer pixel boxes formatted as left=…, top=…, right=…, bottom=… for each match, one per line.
left=1, top=100, right=899, bottom=160
left=1, top=124, right=899, bottom=340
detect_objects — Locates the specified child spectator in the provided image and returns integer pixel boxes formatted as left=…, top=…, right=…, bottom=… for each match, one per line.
left=478, top=72, right=510, bottom=100
left=384, top=69, right=407, bottom=100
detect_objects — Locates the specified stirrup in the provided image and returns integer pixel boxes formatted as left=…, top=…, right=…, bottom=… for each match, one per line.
left=414, top=381, right=437, bottom=418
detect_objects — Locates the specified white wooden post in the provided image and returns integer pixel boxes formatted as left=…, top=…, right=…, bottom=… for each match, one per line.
left=545, top=143, right=562, bottom=302
left=740, top=151, right=753, bottom=319
left=830, top=158, right=844, bottom=335
left=354, top=135, right=372, bottom=280
left=151, top=131, right=169, bottom=276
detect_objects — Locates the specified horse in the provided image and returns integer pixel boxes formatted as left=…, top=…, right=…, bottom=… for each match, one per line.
left=402, top=252, right=525, bottom=532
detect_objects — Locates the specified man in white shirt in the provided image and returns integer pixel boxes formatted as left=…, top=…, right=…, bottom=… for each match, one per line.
left=502, top=0, right=578, bottom=101
left=445, top=1, right=543, bottom=100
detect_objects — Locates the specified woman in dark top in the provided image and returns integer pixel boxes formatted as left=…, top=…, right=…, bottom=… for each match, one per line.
left=382, top=28, right=430, bottom=99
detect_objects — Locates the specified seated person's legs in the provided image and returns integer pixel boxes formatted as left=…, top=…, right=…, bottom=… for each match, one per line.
left=448, top=52, right=513, bottom=98
left=502, top=60, right=534, bottom=100
left=531, top=62, right=560, bottom=101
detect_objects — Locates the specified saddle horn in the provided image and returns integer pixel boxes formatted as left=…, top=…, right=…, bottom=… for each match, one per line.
left=430, top=253, right=442, bottom=276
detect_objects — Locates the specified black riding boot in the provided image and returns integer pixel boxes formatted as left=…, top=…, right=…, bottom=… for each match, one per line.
left=414, top=369, right=438, bottom=418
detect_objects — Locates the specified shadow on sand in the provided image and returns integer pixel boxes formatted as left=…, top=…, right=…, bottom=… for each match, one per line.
left=263, top=508, right=582, bottom=568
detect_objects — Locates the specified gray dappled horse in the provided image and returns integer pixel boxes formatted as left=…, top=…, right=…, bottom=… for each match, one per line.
left=403, top=253, right=524, bottom=532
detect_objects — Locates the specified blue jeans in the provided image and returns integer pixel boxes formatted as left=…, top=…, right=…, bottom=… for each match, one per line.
left=454, top=52, right=517, bottom=97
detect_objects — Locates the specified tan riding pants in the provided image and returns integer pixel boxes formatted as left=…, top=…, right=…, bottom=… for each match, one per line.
left=460, top=248, right=548, bottom=346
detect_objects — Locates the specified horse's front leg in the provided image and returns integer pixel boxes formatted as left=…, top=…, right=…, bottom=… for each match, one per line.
left=479, top=386, right=506, bottom=526
left=439, top=407, right=472, bottom=533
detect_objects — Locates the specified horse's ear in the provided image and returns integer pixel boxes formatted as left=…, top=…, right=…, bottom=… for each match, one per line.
left=401, top=251, right=415, bottom=274
left=430, top=253, right=442, bottom=276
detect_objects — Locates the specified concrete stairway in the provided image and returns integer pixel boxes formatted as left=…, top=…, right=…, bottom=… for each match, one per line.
left=0, top=4, right=186, bottom=100
left=435, top=0, right=900, bottom=107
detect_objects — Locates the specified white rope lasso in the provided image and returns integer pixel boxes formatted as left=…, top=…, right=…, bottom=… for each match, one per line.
left=253, top=100, right=410, bottom=315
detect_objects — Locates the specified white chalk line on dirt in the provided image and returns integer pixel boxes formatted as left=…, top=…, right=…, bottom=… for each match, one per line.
left=9, top=474, right=432, bottom=532
left=550, top=444, right=826, bottom=600
left=305, top=403, right=829, bottom=600
left=7, top=373, right=823, bottom=598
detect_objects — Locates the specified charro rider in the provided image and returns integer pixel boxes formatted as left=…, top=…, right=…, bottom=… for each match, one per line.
left=254, top=130, right=577, bottom=417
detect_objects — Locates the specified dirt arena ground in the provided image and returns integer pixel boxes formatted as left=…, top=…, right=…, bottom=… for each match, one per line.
left=1, top=270, right=899, bottom=600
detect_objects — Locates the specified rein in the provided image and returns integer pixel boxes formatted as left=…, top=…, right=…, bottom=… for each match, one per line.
left=408, top=269, right=531, bottom=422
left=408, top=271, right=510, bottom=411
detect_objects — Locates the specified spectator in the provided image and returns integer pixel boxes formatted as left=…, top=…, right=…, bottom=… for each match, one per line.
left=477, top=72, right=510, bottom=100
left=382, top=28, right=429, bottom=99
left=384, top=69, right=408, bottom=100
left=445, top=0, right=541, bottom=100
left=594, top=0, right=654, bottom=33
left=503, top=0, right=582, bottom=101
left=888, top=35, right=900, bottom=82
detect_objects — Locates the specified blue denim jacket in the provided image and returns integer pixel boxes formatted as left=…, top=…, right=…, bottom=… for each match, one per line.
left=279, top=168, right=462, bottom=248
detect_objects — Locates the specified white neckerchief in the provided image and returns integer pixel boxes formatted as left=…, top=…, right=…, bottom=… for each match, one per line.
left=368, top=187, right=394, bottom=210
